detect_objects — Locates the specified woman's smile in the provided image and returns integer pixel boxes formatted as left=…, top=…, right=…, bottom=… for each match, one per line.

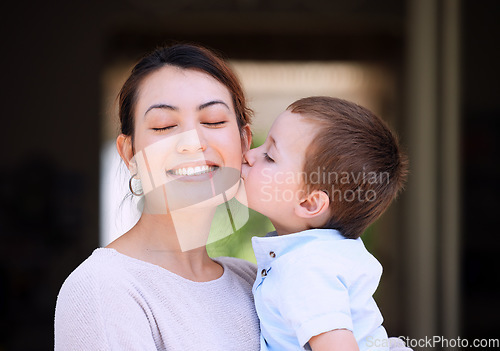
left=167, top=164, right=218, bottom=177
left=166, top=162, right=221, bottom=182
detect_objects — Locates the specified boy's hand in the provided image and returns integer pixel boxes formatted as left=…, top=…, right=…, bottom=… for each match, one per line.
left=309, top=329, right=359, bottom=351
left=309, top=333, right=413, bottom=351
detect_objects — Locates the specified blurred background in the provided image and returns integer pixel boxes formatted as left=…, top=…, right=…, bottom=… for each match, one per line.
left=1, top=0, right=499, bottom=350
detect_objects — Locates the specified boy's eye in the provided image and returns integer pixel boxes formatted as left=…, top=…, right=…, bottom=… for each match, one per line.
left=264, top=153, right=275, bottom=163
left=152, top=125, right=176, bottom=132
left=203, top=121, right=226, bottom=128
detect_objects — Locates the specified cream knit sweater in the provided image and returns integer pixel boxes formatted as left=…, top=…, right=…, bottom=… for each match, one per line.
left=55, top=248, right=260, bottom=350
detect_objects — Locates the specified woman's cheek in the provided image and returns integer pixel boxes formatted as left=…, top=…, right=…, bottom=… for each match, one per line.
left=225, top=144, right=245, bottom=170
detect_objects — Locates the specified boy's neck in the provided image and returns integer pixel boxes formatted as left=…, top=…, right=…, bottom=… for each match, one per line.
left=272, top=212, right=330, bottom=236
left=273, top=222, right=311, bottom=236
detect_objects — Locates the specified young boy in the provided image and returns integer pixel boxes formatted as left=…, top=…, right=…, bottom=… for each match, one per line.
left=241, top=96, right=408, bottom=351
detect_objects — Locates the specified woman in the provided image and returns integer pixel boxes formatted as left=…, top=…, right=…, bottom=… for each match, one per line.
left=55, top=43, right=412, bottom=351
left=55, top=44, right=259, bottom=350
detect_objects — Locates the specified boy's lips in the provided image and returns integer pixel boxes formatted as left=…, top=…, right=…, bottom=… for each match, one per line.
left=240, top=163, right=249, bottom=181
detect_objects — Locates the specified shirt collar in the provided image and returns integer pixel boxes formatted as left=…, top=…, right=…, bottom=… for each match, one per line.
left=251, top=228, right=346, bottom=268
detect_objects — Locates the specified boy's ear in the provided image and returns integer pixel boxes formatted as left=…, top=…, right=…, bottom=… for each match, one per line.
left=116, top=134, right=136, bottom=172
left=241, top=124, right=253, bottom=154
left=294, top=190, right=330, bottom=219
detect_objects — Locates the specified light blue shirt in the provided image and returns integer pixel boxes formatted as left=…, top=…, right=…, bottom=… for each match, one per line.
left=252, top=228, right=389, bottom=351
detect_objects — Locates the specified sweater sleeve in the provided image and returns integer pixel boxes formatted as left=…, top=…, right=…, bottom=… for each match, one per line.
left=54, top=258, right=158, bottom=350
left=55, top=266, right=108, bottom=351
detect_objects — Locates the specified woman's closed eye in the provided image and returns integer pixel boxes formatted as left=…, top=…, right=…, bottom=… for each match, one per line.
left=203, top=121, right=227, bottom=128
left=152, top=125, right=176, bottom=132
left=151, top=121, right=226, bottom=132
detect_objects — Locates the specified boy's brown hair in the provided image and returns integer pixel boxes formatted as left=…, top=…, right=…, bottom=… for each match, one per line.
left=288, top=96, right=408, bottom=239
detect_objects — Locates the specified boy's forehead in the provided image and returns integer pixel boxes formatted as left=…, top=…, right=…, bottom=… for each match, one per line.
left=271, top=111, right=317, bottom=152
left=273, top=110, right=306, bottom=130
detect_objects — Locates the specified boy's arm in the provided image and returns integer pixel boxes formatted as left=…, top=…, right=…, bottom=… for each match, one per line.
left=309, top=329, right=360, bottom=351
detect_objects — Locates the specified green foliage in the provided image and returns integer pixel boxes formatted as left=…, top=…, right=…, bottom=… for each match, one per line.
left=361, top=222, right=376, bottom=252
left=207, top=208, right=274, bottom=263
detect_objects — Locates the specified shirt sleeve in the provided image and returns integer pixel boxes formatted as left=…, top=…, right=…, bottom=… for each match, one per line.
left=54, top=265, right=158, bottom=350
left=275, top=254, right=355, bottom=348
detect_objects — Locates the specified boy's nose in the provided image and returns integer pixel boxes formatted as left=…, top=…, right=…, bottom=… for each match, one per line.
left=243, top=148, right=256, bottom=166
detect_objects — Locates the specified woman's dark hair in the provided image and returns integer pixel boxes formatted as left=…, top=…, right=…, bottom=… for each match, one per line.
left=118, top=43, right=252, bottom=146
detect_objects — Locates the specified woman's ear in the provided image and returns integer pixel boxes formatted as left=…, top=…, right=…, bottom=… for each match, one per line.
left=116, top=134, right=135, bottom=171
left=241, top=124, right=253, bottom=154
left=294, top=190, right=330, bottom=220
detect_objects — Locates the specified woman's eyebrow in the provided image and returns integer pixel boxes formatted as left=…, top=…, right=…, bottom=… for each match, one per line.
left=144, top=100, right=229, bottom=117
left=198, top=100, right=230, bottom=111
left=144, top=104, right=177, bottom=117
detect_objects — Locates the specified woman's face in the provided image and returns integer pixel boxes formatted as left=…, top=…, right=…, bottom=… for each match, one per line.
left=119, top=66, right=250, bottom=213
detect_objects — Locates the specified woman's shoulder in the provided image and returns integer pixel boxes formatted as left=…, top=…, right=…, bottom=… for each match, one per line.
left=57, top=248, right=131, bottom=299
left=55, top=249, right=160, bottom=350
left=63, top=248, right=123, bottom=279
left=215, top=256, right=257, bottom=284
left=55, top=249, right=120, bottom=335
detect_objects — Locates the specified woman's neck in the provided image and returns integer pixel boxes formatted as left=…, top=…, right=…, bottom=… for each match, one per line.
left=107, top=206, right=222, bottom=282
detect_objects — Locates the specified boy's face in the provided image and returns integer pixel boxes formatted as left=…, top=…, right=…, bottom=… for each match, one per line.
left=241, top=110, right=317, bottom=234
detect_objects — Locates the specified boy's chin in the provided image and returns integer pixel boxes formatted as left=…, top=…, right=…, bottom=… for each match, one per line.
left=234, top=179, right=264, bottom=211
left=233, top=180, right=278, bottom=218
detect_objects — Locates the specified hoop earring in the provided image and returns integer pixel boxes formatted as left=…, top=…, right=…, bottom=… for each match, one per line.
left=129, top=173, right=144, bottom=196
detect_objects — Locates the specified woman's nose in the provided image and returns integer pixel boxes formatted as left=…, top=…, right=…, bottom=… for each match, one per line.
left=176, top=129, right=207, bottom=153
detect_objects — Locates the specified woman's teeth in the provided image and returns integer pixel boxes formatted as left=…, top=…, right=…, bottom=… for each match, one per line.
left=169, top=165, right=217, bottom=176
